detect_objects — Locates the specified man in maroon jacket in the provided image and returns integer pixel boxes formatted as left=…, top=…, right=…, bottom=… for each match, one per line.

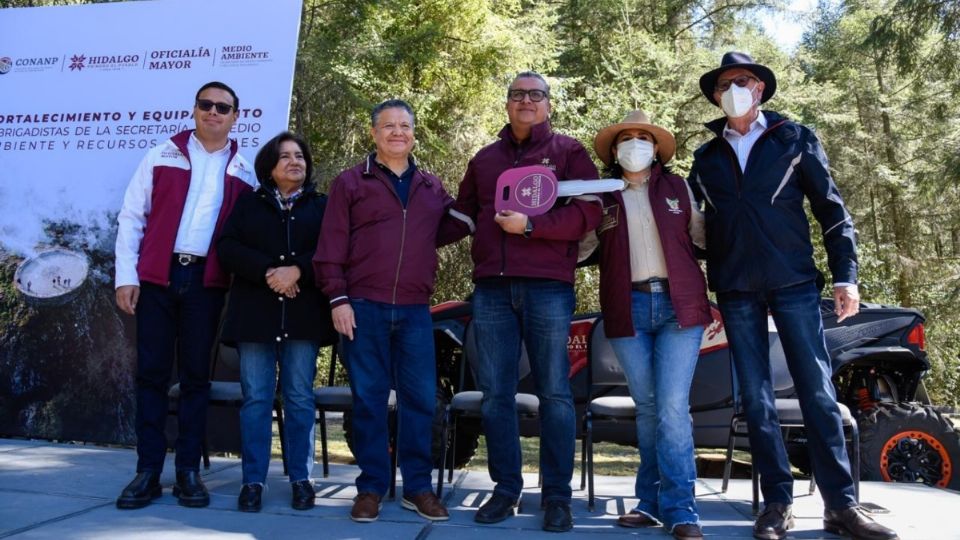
left=447, top=72, right=602, bottom=532
left=313, top=99, right=457, bottom=523
left=114, top=82, right=256, bottom=509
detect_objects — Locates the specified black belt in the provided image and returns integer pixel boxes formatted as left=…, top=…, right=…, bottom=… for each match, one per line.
left=173, top=253, right=205, bottom=266
left=632, top=279, right=668, bottom=293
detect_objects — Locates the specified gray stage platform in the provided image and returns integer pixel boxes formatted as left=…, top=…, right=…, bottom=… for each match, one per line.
left=0, top=439, right=955, bottom=539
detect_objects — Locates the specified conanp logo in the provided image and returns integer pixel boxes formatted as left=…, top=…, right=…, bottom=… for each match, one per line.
left=0, top=57, right=12, bottom=75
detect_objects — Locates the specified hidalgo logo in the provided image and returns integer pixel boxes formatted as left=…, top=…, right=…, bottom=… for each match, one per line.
left=69, top=54, right=86, bottom=71
left=0, top=57, right=12, bottom=75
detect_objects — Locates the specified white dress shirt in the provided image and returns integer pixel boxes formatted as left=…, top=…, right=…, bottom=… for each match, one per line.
left=722, top=110, right=767, bottom=172
left=173, top=133, right=230, bottom=256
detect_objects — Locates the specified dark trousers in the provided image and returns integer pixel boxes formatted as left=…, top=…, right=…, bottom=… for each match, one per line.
left=718, top=280, right=857, bottom=511
left=340, top=299, right=436, bottom=497
left=134, top=263, right=225, bottom=473
left=472, top=279, right=577, bottom=503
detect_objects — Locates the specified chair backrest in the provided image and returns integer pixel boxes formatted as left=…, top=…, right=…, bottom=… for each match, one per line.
left=461, top=320, right=531, bottom=387
left=586, top=318, right=626, bottom=392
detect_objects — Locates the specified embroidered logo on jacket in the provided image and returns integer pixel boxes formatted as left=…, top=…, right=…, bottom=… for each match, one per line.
left=665, top=197, right=682, bottom=215
left=598, top=204, right=619, bottom=234
left=540, top=157, right=557, bottom=171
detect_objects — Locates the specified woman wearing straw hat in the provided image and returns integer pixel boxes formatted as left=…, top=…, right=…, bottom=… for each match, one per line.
left=583, top=110, right=713, bottom=540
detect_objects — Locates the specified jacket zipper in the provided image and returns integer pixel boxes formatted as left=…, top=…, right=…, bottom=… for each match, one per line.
left=719, top=140, right=742, bottom=199
left=500, top=144, right=527, bottom=275
left=389, top=171, right=422, bottom=303
left=720, top=119, right=789, bottom=199
left=392, top=209, right=408, bottom=304
left=280, top=200, right=293, bottom=335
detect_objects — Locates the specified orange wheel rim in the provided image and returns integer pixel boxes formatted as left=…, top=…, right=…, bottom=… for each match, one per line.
left=879, top=430, right=951, bottom=488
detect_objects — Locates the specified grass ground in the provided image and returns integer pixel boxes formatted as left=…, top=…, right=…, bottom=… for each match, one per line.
left=275, top=416, right=753, bottom=478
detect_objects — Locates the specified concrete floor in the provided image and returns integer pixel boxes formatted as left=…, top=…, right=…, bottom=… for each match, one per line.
left=0, top=438, right=956, bottom=539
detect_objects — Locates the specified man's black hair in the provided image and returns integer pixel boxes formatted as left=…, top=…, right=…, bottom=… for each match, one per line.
left=370, top=99, right=415, bottom=127
left=195, top=81, right=239, bottom=110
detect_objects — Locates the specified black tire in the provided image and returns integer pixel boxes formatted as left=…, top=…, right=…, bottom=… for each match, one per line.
left=432, top=390, right=482, bottom=470
left=341, top=389, right=482, bottom=470
left=858, top=402, right=960, bottom=490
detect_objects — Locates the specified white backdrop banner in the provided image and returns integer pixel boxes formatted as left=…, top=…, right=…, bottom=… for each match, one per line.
left=0, top=0, right=302, bottom=256
left=0, top=0, right=302, bottom=446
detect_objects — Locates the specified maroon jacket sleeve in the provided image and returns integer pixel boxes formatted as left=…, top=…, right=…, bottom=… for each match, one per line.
left=528, top=142, right=603, bottom=240
left=313, top=173, right=351, bottom=307
left=438, top=159, right=479, bottom=246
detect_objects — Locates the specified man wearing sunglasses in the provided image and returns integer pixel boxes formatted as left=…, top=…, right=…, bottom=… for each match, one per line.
left=445, top=72, right=602, bottom=532
left=114, top=81, right=256, bottom=510
left=688, top=53, right=898, bottom=540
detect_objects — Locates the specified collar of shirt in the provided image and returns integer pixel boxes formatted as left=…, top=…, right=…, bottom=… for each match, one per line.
left=188, top=132, right=231, bottom=157
left=624, top=173, right=651, bottom=191
left=722, top=110, right=767, bottom=172
left=722, top=110, right=767, bottom=140
left=373, top=153, right=417, bottom=182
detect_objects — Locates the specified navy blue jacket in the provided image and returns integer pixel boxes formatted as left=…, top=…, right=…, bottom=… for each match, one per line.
left=688, top=111, right=857, bottom=293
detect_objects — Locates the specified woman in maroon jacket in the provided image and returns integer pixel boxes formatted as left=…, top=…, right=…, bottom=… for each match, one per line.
left=584, top=111, right=712, bottom=540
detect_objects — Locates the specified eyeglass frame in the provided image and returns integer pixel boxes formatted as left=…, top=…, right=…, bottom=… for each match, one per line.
left=195, top=99, right=235, bottom=115
left=507, top=89, right=550, bottom=102
left=715, top=75, right=760, bottom=93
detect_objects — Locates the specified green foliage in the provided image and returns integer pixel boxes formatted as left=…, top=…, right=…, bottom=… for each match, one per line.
left=9, top=0, right=960, bottom=403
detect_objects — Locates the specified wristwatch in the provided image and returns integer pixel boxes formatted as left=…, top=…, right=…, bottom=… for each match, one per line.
left=523, top=218, right=534, bottom=238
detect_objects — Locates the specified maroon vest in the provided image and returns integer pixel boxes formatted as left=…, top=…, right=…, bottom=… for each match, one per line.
left=596, top=164, right=712, bottom=338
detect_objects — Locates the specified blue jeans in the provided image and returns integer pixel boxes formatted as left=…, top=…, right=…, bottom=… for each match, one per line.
left=135, top=262, right=225, bottom=473
left=609, top=292, right=703, bottom=529
left=718, top=280, right=857, bottom=511
left=473, top=279, right=576, bottom=503
left=237, top=340, right=319, bottom=485
left=340, top=299, right=436, bottom=497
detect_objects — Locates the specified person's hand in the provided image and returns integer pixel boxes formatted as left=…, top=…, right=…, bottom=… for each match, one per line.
left=494, top=210, right=529, bottom=235
left=266, top=266, right=301, bottom=298
left=834, top=284, right=860, bottom=323
left=116, top=285, right=140, bottom=315
left=332, top=304, right=356, bottom=340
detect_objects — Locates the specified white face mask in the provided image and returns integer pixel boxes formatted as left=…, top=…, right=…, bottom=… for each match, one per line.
left=720, top=83, right=757, bottom=119
left=616, top=139, right=655, bottom=172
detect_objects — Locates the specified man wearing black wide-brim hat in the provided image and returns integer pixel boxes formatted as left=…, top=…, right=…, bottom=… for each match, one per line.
left=688, top=52, right=899, bottom=540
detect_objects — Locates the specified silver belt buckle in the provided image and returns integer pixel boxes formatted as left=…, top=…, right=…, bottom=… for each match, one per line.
left=177, top=253, right=193, bottom=266
left=649, top=280, right=665, bottom=293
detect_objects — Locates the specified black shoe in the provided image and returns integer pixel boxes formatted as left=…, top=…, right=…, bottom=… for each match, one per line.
left=116, top=472, right=162, bottom=509
left=824, top=506, right=899, bottom=540
left=290, top=479, right=315, bottom=510
left=542, top=500, right=573, bottom=533
left=475, top=493, right=521, bottom=524
left=172, top=470, right=209, bottom=508
left=754, top=503, right=794, bottom=540
left=237, top=484, right=262, bottom=513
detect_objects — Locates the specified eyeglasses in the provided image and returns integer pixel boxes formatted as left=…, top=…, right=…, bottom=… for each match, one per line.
left=715, top=75, right=759, bottom=92
left=196, top=99, right=234, bottom=114
left=507, top=89, right=549, bottom=102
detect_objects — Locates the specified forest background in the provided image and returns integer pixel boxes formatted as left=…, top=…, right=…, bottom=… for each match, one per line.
left=4, top=0, right=958, bottom=406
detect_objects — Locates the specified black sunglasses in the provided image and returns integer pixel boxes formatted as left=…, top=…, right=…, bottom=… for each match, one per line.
left=196, top=99, right=234, bottom=114
left=507, top=89, right=549, bottom=102
left=715, top=75, right=759, bottom=93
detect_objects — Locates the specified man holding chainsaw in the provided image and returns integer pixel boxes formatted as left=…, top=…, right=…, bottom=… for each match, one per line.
left=446, top=71, right=602, bottom=532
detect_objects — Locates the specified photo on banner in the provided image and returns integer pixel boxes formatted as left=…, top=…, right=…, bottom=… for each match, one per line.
left=0, top=0, right=303, bottom=446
